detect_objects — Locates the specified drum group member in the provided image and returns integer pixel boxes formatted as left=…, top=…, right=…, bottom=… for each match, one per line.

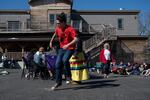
left=69, top=35, right=89, bottom=84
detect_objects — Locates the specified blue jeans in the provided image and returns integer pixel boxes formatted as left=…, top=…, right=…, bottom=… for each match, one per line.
left=55, top=48, right=74, bottom=84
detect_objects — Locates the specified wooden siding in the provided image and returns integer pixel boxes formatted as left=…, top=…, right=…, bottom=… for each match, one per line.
left=122, top=39, right=148, bottom=62
left=0, top=14, right=30, bottom=31
left=29, top=0, right=71, bottom=31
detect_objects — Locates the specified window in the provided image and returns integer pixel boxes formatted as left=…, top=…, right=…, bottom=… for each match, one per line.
left=72, top=20, right=81, bottom=31
left=82, top=22, right=89, bottom=32
left=27, top=19, right=31, bottom=29
left=49, top=14, right=69, bottom=29
left=49, top=14, right=55, bottom=26
left=66, top=14, right=71, bottom=24
left=51, top=0, right=56, bottom=3
left=8, top=21, right=21, bottom=31
left=49, top=14, right=60, bottom=27
left=118, top=18, right=124, bottom=29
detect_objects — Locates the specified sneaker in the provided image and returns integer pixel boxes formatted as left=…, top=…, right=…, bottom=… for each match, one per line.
left=51, top=83, right=62, bottom=91
left=106, top=75, right=109, bottom=78
left=66, top=77, right=72, bottom=84
left=103, top=74, right=108, bottom=78
left=25, top=73, right=29, bottom=78
left=66, top=80, right=71, bottom=84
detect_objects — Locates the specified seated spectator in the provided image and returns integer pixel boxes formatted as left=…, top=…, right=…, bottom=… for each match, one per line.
left=117, top=61, right=127, bottom=75
left=118, top=61, right=127, bottom=68
left=111, top=61, right=118, bottom=74
left=130, top=63, right=140, bottom=75
left=0, top=52, right=2, bottom=63
left=34, top=47, right=49, bottom=79
left=1, top=53, right=8, bottom=68
left=140, top=62, right=150, bottom=76
left=9, top=58, right=16, bottom=69
left=139, top=64, right=145, bottom=74
left=126, top=62, right=133, bottom=75
left=142, top=62, right=149, bottom=70
left=143, top=69, right=150, bottom=76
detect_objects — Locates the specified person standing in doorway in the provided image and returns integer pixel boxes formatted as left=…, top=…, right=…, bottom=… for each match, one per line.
left=49, top=12, right=78, bottom=90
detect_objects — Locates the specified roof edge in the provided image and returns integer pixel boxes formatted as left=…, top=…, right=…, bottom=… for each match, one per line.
left=72, top=10, right=140, bottom=14
left=117, top=35, right=148, bottom=39
left=0, top=10, right=30, bottom=14
left=29, top=0, right=72, bottom=4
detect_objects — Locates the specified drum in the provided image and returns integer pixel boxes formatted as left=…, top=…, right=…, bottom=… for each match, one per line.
left=69, top=52, right=89, bottom=81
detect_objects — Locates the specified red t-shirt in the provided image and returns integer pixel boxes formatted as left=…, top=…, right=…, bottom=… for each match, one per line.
left=55, top=25, right=77, bottom=50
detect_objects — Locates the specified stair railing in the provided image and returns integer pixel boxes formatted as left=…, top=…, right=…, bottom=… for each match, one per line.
left=83, top=24, right=116, bottom=53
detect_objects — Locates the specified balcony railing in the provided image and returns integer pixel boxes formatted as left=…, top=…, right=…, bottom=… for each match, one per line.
left=5, top=52, right=23, bottom=60
left=0, top=21, right=116, bottom=34
left=0, top=21, right=56, bottom=33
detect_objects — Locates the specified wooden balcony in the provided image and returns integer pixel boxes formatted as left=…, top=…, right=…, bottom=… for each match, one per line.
left=0, top=21, right=116, bottom=34
left=0, top=21, right=55, bottom=33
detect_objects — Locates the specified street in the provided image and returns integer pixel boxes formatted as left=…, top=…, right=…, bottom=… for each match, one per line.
left=0, top=69, right=150, bottom=100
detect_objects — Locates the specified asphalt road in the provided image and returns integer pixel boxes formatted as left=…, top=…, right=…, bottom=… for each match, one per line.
left=0, top=69, right=150, bottom=100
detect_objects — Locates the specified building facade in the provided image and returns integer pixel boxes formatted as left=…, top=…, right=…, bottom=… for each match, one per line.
left=0, top=0, right=149, bottom=64
left=0, top=10, right=30, bottom=32
left=72, top=10, right=139, bottom=36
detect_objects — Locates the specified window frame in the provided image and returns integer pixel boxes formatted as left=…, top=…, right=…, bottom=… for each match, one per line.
left=7, top=21, right=21, bottom=31
left=71, top=20, right=82, bottom=31
left=117, top=18, right=124, bottom=30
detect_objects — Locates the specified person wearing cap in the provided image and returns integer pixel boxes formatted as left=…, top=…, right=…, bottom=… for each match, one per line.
left=49, top=12, right=78, bottom=90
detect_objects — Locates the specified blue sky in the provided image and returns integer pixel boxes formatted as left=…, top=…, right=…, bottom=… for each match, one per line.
left=0, top=0, right=150, bottom=13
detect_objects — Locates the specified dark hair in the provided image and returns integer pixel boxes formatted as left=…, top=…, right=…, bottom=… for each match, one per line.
left=57, top=12, right=67, bottom=23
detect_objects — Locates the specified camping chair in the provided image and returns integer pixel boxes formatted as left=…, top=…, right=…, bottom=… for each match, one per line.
left=96, top=62, right=103, bottom=74
left=45, top=55, right=56, bottom=72
left=45, top=55, right=57, bottom=79
left=21, top=57, right=27, bottom=79
left=21, top=57, right=35, bottom=79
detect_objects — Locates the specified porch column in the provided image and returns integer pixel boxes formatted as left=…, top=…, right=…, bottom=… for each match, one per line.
left=0, top=46, right=3, bottom=53
left=21, top=47, right=24, bottom=57
left=4, top=48, right=8, bottom=53
left=21, top=47, right=25, bottom=69
left=79, top=20, right=82, bottom=32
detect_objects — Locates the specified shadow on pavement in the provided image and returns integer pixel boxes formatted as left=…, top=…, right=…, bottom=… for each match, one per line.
left=56, top=79, right=120, bottom=91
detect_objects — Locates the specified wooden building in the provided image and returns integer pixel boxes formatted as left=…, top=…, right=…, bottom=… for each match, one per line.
left=0, top=0, right=149, bottom=64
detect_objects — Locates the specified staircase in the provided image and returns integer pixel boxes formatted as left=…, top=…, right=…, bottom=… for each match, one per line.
left=82, top=24, right=116, bottom=65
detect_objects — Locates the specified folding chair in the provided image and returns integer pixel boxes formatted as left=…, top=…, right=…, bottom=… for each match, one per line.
left=96, top=62, right=103, bottom=74
left=45, top=55, right=57, bottom=79
left=21, top=57, right=35, bottom=79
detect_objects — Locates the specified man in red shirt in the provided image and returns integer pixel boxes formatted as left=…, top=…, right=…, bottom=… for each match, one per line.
left=49, top=12, right=78, bottom=90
